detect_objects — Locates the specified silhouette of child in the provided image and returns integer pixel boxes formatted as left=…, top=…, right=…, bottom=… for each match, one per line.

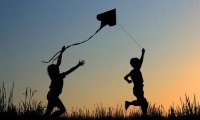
left=124, top=48, right=148, bottom=115
left=44, top=46, right=85, bottom=118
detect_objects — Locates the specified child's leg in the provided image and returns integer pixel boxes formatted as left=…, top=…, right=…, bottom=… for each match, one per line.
left=125, top=100, right=139, bottom=110
left=125, top=87, right=142, bottom=110
left=132, top=87, right=142, bottom=106
left=44, top=101, right=54, bottom=116
left=134, top=86, right=148, bottom=115
left=125, top=101, right=129, bottom=110
left=140, top=97, right=148, bottom=116
left=51, top=98, right=66, bottom=118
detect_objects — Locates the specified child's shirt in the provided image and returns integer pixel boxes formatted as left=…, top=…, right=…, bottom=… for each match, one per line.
left=130, top=69, right=144, bottom=86
left=49, top=74, right=65, bottom=95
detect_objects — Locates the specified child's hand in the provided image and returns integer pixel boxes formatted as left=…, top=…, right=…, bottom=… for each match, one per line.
left=127, top=80, right=132, bottom=84
left=142, top=48, right=145, bottom=54
left=78, top=60, right=85, bottom=66
left=61, top=46, right=66, bottom=53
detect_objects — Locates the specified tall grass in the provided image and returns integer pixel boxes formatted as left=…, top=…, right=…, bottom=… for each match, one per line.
left=168, top=94, right=200, bottom=119
left=0, top=82, right=200, bottom=120
left=67, top=104, right=125, bottom=119
left=0, top=82, right=45, bottom=120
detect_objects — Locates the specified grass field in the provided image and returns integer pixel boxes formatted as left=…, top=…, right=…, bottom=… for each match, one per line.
left=1, top=83, right=200, bottom=120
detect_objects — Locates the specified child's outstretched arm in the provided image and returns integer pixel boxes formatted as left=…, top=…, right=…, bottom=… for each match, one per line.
left=56, top=46, right=65, bottom=67
left=61, top=60, right=85, bottom=77
left=124, top=72, right=132, bottom=84
left=139, top=48, right=145, bottom=69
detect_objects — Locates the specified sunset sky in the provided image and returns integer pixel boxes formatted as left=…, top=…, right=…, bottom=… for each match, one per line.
left=1, top=0, right=199, bottom=111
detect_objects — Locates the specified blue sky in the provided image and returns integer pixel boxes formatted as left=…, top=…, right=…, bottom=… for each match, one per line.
left=0, top=0, right=199, bottom=110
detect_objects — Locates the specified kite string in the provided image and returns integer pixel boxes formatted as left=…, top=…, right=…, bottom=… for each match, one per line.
left=51, top=27, right=101, bottom=62
left=42, top=27, right=101, bottom=63
left=117, top=22, right=143, bottom=48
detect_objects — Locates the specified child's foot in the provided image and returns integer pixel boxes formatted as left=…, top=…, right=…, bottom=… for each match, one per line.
left=141, top=100, right=148, bottom=116
left=125, top=101, right=130, bottom=110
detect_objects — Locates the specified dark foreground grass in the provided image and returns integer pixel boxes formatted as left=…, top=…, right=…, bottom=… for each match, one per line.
left=1, top=82, right=200, bottom=120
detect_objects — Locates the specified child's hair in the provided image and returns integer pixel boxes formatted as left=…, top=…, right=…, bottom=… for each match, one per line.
left=130, top=58, right=140, bottom=69
left=47, top=64, right=59, bottom=80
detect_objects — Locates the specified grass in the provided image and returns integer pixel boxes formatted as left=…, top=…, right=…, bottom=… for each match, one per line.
left=0, top=82, right=44, bottom=120
left=0, top=82, right=200, bottom=120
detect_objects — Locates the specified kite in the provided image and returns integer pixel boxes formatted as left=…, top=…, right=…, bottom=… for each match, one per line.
left=42, top=9, right=116, bottom=63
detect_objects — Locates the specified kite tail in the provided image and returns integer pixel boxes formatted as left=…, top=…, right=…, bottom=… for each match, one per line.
left=42, top=27, right=101, bottom=63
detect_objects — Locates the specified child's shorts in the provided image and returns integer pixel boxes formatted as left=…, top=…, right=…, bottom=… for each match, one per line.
left=47, top=90, right=60, bottom=102
left=133, top=85, right=144, bottom=98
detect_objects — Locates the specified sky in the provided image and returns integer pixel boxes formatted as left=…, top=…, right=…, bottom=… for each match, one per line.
left=1, top=0, right=200, bottom=112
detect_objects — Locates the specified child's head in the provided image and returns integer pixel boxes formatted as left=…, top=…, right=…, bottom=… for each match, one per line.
left=47, top=64, right=59, bottom=79
left=130, top=58, right=140, bottom=69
